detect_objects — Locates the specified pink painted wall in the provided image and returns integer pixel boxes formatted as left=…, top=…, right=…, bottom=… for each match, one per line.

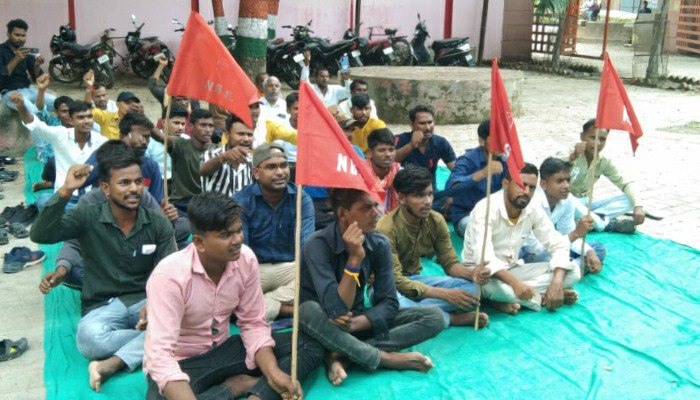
left=0, top=0, right=68, bottom=62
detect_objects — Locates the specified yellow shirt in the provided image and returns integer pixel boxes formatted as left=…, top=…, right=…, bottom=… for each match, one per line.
left=92, top=108, right=121, bottom=140
left=351, top=118, right=387, bottom=153
left=221, top=120, right=297, bottom=146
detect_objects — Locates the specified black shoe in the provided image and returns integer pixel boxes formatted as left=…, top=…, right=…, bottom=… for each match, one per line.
left=0, top=204, right=24, bottom=226
left=605, top=217, right=636, bottom=234
left=9, top=204, right=38, bottom=225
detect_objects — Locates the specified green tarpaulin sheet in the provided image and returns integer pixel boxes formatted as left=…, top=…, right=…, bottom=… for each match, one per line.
left=26, top=152, right=698, bottom=399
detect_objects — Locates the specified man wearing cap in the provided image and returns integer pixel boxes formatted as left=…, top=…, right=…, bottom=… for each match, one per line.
left=234, top=143, right=315, bottom=322
left=83, top=70, right=142, bottom=140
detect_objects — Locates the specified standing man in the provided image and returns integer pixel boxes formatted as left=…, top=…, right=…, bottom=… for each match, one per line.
left=200, top=113, right=254, bottom=197
left=33, top=159, right=176, bottom=393
left=446, top=119, right=507, bottom=236
left=463, top=163, right=580, bottom=314
left=299, top=188, right=443, bottom=387
left=143, top=192, right=323, bottom=400
left=378, top=166, right=489, bottom=328
left=259, top=75, right=287, bottom=120
left=349, top=93, right=387, bottom=153
left=366, top=128, right=401, bottom=212
left=301, top=51, right=352, bottom=108
left=1, top=19, right=54, bottom=112
left=234, top=143, right=314, bottom=322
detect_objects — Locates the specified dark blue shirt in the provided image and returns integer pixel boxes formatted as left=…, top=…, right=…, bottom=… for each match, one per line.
left=394, top=132, right=456, bottom=185
left=0, top=40, right=38, bottom=91
left=445, top=146, right=507, bottom=226
left=82, top=152, right=165, bottom=203
left=234, top=182, right=315, bottom=263
left=300, top=221, right=399, bottom=336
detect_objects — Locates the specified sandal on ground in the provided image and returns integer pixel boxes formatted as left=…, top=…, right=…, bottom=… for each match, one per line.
left=0, top=338, right=28, bottom=362
left=9, top=222, right=29, bottom=239
left=0, top=227, right=8, bottom=245
left=0, top=156, right=17, bottom=165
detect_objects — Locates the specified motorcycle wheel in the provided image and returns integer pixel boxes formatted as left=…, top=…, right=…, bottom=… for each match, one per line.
left=392, top=39, right=412, bottom=66
left=93, top=61, right=115, bottom=89
left=131, top=55, right=154, bottom=80
left=48, top=57, right=82, bottom=84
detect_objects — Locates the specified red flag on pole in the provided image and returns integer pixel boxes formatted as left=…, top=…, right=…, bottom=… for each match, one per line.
left=490, top=58, right=525, bottom=189
left=596, top=53, right=643, bottom=154
left=296, top=81, right=384, bottom=204
left=166, top=11, right=258, bottom=127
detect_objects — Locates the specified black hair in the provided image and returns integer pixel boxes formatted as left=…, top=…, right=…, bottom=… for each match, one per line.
left=477, top=119, right=490, bottom=139
left=539, top=157, right=571, bottom=181
left=314, top=66, right=330, bottom=77
left=53, top=96, right=73, bottom=110
left=350, top=79, right=368, bottom=92
left=119, top=112, right=154, bottom=136
left=189, top=108, right=213, bottom=124
left=225, top=113, right=245, bottom=132
left=408, top=104, right=434, bottom=123
left=351, top=93, right=370, bottom=109
left=163, top=105, right=189, bottom=120
left=329, top=188, right=370, bottom=216
left=68, top=100, right=91, bottom=117
left=582, top=118, right=596, bottom=132
left=7, top=19, right=28, bottom=32
left=367, top=128, right=395, bottom=150
left=188, top=191, right=244, bottom=234
left=93, top=82, right=107, bottom=91
left=285, top=92, right=299, bottom=107
left=95, top=140, right=142, bottom=182
left=509, top=162, right=539, bottom=179
left=393, top=164, right=433, bottom=195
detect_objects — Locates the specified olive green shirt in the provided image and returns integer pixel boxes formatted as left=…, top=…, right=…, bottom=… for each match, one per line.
left=563, top=151, right=640, bottom=207
left=30, top=193, right=176, bottom=315
left=377, top=207, right=460, bottom=299
left=168, top=136, right=213, bottom=200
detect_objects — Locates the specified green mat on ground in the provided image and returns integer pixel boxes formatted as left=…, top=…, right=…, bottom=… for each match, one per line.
left=30, top=157, right=699, bottom=399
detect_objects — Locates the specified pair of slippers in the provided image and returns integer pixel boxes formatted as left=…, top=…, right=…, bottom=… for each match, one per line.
left=0, top=223, right=29, bottom=244
left=0, top=338, right=27, bottom=362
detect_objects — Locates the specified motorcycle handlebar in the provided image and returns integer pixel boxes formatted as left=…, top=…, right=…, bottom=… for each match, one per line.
left=137, top=22, right=145, bottom=30
left=282, top=25, right=292, bottom=29
left=174, top=28, right=185, bottom=32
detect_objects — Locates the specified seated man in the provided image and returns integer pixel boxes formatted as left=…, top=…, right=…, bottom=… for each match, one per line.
left=84, top=69, right=141, bottom=140
left=337, top=79, right=377, bottom=120
left=145, top=106, right=189, bottom=181
left=234, top=143, right=314, bottom=322
left=148, top=57, right=199, bottom=116
left=564, top=118, right=646, bottom=233
left=299, top=188, right=443, bottom=386
left=378, top=165, right=489, bottom=328
left=446, top=119, right=507, bottom=237
left=200, top=113, right=254, bottom=197
left=255, top=72, right=268, bottom=97
left=259, top=75, right=287, bottom=119
left=521, top=157, right=606, bottom=274
left=348, top=93, right=386, bottom=153
left=90, top=82, right=118, bottom=112
left=463, top=163, right=581, bottom=314
left=300, top=51, right=351, bottom=108
left=32, top=156, right=176, bottom=392
left=366, top=128, right=401, bottom=212
left=143, top=192, right=323, bottom=400
left=12, top=93, right=107, bottom=210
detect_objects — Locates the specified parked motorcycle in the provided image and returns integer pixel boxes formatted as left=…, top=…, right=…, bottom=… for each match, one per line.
left=344, top=24, right=412, bottom=66
left=102, top=15, right=173, bottom=80
left=267, top=24, right=310, bottom=89
left=303, top=20, right=363, bottom=74
left=48, top=24, right=115, bottom=88
left=172, top=18, right=237, bottom=56
left=411, top=14, right=475, bottom=66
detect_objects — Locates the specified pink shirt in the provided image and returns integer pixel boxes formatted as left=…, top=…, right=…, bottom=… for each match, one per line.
left=143, top=244, right=275, bottom=394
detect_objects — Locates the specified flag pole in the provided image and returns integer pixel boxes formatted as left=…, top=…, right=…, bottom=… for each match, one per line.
left=579, top=127, right=601, bottom=277
left=474, top=151, right=493, bottom=331
left=162, top=95, right=172, bottom=203
left=290, top=183, right=303, bottom=394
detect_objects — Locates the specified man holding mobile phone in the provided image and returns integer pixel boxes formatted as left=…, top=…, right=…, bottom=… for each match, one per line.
left=1, top=18, right=55, bottom=113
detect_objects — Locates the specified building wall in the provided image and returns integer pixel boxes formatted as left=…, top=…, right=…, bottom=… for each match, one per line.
left=1, top=0, right=68, bottom=62
left=501, top=0, right=533, bottom=61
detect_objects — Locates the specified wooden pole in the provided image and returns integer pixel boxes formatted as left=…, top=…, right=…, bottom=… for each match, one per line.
left=162, top=96, right=172, bottom=203
left=579, top=128, right=601, bottom=277
left=290, top=184, right=303, bottom=392
left=474, top=151, right=493, bottom=331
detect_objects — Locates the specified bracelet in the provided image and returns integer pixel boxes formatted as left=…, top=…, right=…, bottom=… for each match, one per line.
left=344, top=266, right=361, bottom=287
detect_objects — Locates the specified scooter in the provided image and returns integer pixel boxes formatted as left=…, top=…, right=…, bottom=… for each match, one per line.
left=48, top=24, right=115, bottom=88
left=411, top=13, right=475, bottom=66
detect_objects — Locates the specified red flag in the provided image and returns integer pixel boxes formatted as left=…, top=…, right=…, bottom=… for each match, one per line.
left=296, top=81, right=384, bottom=204
left=596, top=53, right=643, bottom=154
left=490, top=58, right=525, bottom=189
left=166, top=12, right=258, bottom=127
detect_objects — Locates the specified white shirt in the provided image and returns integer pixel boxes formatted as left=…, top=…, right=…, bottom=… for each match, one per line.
left=300, top=66, right=352, bottom=107
left=259, top=96, right=288, bottom=120
left=106, top=99, right=118, bottom=112
left=523, top=189, right=593, bottom=255
left=462, top=190, right=572, bottom=275
left=338, top=98, right=378, bottom=120
left=23, top=117, right=107, bottom=193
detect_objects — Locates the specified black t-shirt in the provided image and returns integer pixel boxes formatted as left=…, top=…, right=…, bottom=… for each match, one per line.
left=0, top=41, right=38, bottom=91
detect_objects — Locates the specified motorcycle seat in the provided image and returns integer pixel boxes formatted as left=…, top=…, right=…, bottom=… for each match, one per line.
left=431, top=38, right=468, bottom=51
left=64, top=41, right=96, bottom=56
left=384, top=28, right=397, bottom=35
left=142, top=36, right=158, bottom=41
left=269, top=37, right=284, bottom=45
left=317, top=39, right=354, bottom=53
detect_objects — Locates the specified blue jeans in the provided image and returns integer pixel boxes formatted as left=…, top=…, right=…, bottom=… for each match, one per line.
left=76, top=298, right=146, bottom=371
left=397, top=275, right=478, bottom=328
left=35, top=192, right=79, bottom=211
left=455, top=214, right=471, bottom=238
left=2, top=87, right=55, bottom=113
left=519, top=241, right=607, bottom=274
left=572, top=194, right=633, bottom=231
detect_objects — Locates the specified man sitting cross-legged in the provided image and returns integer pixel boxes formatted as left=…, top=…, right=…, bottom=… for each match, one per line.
left=462, top=163, right=581, bottom=314
left=143, top=192, right=323, bottom=400
left=377, top=165, right=490, bottom=329
left=299, top=188, right=444, bottom=387
left=31, top=156, right=176, bottom=392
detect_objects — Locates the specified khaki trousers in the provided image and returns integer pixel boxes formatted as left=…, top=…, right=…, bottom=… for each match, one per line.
left=259, top=261, right=296, bottom=322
